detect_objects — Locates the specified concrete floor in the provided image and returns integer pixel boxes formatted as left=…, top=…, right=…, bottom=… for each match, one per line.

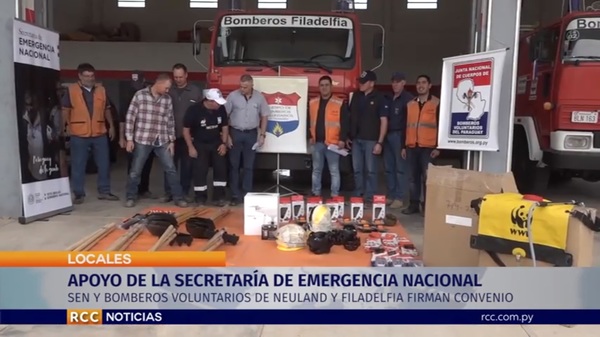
left=0, top=156, right=598, bottom=335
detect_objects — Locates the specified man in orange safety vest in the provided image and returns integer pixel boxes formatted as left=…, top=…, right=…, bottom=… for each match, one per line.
left=400, top=74, right=440, bottom=216
left=308, top=75, right=349, bottom=197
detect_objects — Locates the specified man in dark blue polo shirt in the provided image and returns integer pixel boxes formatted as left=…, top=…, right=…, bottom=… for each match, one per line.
left=182, top=88, right=229, bottom=206
left=164, top=63, right=203, bottom=203
left=384, top=72, right=414, bottom=209
left=348, top=70, right=389, bottom=204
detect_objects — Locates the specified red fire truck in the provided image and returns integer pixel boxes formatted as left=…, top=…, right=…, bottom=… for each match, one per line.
left=193, top=1, right=382, bottom=188
left=513, top=3, right=600, bottom=192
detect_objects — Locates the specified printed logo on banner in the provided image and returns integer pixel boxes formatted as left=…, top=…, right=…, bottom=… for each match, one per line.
left=263, top=92, right=301, bottom=137
left=449, top=59, right=494, bottom=139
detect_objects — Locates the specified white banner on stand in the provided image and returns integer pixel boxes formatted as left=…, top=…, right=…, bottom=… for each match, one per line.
left=13, top=20, right=72, bottom=223
left=253, top=76, right=309, bottom=154
left=438, top=48, right=507, bottom=152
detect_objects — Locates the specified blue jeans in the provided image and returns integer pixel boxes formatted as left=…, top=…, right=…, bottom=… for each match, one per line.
left=406, top=147, right=434, bottom=205
left=127, top=152, right=154, bottom=194
left=383, top=131, right=407, bottom=200
left=70, top=135, right=111, bottom=197
left=311, top=142, right=341, bottom=196
left=164, top=138, right=192, bottom=196
left=229, top=128, right=258, bottom=200
left=351, top=139, right=379, bottom=201
left=126, top=142, right=183, bottom=201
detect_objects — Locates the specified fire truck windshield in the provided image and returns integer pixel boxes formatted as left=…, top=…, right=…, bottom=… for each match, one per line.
left=214, top=14, right=356, bottom=69
left=564, top=17, right=600, bottom=60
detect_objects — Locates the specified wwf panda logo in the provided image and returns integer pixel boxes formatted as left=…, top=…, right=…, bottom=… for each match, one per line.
left=510, top=205, right=531, bottom=229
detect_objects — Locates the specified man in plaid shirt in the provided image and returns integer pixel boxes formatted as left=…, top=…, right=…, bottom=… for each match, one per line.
left=124, top=73, right=188, bottom=208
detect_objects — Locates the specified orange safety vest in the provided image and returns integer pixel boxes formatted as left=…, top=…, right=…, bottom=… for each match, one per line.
left=405, top=96, right=440, bottom=148
left=309, top=96, right=343, bottom=145
left=66, top=84, right=107, bottom=137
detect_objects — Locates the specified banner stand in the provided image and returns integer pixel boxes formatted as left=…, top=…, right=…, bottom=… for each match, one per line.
left=437, top=48, right=508, bottom=153
left=263, top=153, right=299, bottom=197
left=13, top=19, right=73, bottom=224
left=256, top=69, right=308, bottom=197
left=263, top=67, right=300, bottom=196
left=18, top=206, right=73, bottom=225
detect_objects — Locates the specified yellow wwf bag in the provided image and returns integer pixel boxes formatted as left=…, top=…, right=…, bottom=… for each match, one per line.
left=470, top=193, right=573, bottom=266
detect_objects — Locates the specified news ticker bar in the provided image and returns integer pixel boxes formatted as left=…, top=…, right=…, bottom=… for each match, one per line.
left=0, top=252, right=226, bottom=267
left=0, top=309, right=598, bottom=325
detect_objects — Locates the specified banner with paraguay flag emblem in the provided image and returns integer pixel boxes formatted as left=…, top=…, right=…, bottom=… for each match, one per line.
left=253, top=76, right=309, bottom=154
left=263, top=91, right=301, bottom=138
left=438, top=49, right=507, bottom=152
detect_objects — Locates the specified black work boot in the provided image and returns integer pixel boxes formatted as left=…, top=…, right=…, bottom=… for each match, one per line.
left=195, top=192, right=207, bottom=206
left=401, top=203, right=420, bottom=215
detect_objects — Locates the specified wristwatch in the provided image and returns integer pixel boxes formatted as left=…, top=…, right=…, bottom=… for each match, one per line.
left=260, top=133, right=266, bottom=138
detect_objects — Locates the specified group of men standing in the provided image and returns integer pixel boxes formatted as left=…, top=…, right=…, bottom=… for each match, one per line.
left=61, top=62, right=439, bottom=215
left=61, top=63, right=269, bottom=208
left=310, top=70, right=440, bottom=216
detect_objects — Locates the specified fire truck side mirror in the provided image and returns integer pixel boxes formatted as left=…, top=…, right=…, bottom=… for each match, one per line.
left=193, top=28, right=201, bottom=56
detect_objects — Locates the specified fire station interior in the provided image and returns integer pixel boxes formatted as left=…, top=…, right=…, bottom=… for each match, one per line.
left=3, top=1, right=600, bottom=257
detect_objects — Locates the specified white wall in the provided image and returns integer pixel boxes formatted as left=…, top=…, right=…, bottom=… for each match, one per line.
left=51, top=0, right=568, bottom=83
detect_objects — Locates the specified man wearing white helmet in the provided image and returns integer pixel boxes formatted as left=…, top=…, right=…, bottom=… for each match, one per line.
left=183, top=88, right=229, bottom=206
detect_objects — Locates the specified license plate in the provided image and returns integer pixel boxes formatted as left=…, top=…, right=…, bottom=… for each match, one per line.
left=571, top=111, right=599, bottom=124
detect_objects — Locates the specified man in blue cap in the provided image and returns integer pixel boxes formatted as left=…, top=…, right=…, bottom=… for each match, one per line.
left=347, top=70, right=389, bottom=205
left=384, top=72, right=414, bottom=209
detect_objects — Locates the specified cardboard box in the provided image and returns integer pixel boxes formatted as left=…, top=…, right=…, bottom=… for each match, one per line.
left=279, top=197, right=292, bottom=223
left=326, top=198, right=339, bottom=220
left=243, top=193, right=279, bottom=236
left=372, top=195, right=386, bottom=221
left=306, top=196, right=322, bottom=219
left=423, top=165, right=518, bottom=267
left=334, top=196, right=345, bottom=219
left=350, top=197, right=364, bottom=221
left=477, top=205, right=596, bottom=267
left=291, top=195, right=305, bottom=220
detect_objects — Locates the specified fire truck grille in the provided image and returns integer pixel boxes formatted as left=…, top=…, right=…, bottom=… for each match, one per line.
left=593, top=132, right=600, bottom=149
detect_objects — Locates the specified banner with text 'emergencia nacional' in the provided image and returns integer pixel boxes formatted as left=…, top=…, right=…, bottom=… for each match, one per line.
left=13, top=19, right=72, bottom=223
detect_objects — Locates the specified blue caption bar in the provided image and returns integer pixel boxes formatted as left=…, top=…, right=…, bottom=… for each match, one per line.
left=1, top=309, right=600, bottom=325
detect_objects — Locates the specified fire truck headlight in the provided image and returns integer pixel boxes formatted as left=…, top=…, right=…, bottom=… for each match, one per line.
left=564, top=135, right=592, bottom=149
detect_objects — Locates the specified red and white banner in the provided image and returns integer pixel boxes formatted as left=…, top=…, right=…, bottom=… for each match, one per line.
left=252, top=76, right=309, bottom=154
